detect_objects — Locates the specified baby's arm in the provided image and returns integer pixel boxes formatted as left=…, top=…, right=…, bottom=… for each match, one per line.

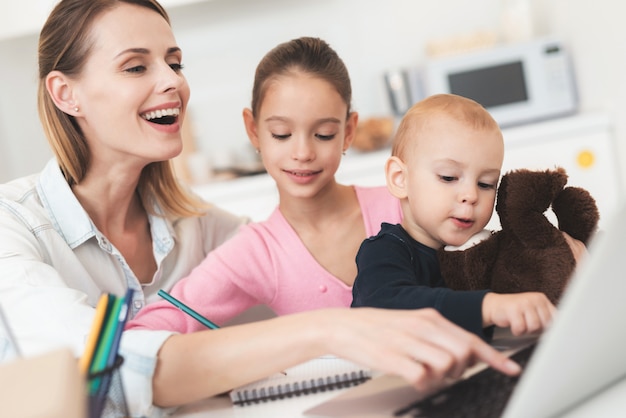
left=352, top=232, right=454, bottom=310
left=481, top=292, right=556, bottom=336
left=352, top=228, right=489, bottom=337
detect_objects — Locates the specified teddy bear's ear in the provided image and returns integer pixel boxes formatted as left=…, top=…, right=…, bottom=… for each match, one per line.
left=553, top=186, right=600, bottom=244
left=496, top=168, right=568, bottom=219
left=496, top=168, right=569, bottom=240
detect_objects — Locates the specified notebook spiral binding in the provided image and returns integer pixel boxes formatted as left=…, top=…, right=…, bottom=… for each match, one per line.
left=232, top=370, right=372, bottom=406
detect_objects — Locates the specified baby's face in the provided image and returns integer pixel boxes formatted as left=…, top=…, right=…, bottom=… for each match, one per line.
left=400, top=114, right=504, bottom=249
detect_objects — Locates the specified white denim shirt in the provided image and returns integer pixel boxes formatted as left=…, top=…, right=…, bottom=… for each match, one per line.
left=0, top=159, right=246, bottom=417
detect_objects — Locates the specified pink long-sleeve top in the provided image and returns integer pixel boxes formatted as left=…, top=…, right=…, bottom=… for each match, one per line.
left=127, top=185, right=402, bottom=333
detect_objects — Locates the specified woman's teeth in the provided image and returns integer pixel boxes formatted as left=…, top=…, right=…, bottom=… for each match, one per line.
left=141, top=108, right=180, bottom=123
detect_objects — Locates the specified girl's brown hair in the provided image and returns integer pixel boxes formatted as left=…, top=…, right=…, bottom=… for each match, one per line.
left=250, top=37, right=352, bottom=119
left=38, top=0, right=206, bottom=218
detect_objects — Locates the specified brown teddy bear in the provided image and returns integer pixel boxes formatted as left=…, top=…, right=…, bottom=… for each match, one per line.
left=437, top=167, right=600, bottom=305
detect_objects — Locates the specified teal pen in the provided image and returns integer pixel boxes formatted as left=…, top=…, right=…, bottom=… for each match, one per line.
left=157, top=289, right=220, bottom=330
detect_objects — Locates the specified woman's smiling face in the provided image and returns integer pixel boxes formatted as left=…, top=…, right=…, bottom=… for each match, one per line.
left=70, top=3, right=190, bottom=168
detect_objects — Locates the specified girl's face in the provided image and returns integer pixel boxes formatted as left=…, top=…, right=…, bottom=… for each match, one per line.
left=244, top=72, right=357, bottom=200
left=70, top=3, right=190, bottom=172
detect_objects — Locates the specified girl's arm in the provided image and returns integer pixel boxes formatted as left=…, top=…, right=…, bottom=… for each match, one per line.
left=128, top=224, right=275, bottom=332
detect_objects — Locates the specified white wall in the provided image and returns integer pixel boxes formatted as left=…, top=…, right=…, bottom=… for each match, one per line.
left=548, top=0, right=626, bottom=185
left=0, top=0, right=624, bottom=192
left=0, top=34, right=45, bottom=182
left=167, top=0, right=503, bottom=165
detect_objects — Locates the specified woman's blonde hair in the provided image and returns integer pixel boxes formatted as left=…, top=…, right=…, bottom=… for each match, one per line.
left=38, top=0, right=206, bottom=218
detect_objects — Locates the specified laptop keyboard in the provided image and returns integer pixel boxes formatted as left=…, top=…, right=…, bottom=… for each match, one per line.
left=394, top=344, right=536, bottom=418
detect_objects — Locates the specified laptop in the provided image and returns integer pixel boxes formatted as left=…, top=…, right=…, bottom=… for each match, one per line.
left=305, top=199, right=626, bottom=418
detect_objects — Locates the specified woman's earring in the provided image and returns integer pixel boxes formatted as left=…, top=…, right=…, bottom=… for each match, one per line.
left=342, top=151, right=346, bottom=156
left=74, top=107, right=79, bottom=112
left=255, top=149, right=260, bottom=154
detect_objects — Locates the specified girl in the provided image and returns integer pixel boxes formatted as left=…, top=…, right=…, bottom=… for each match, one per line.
left=127, top=37, right=403, bottom=330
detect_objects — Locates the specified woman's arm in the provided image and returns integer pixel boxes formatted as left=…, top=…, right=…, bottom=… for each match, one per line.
left=152, top=307, right=521, bottom=407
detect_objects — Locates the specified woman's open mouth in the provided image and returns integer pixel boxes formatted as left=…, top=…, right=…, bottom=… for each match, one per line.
left=141, top=108, right=180, bottom=125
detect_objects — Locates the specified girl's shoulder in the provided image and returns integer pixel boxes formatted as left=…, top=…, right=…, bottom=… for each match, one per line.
left=353, top=185, right=402, bottom=231
left=353, top=185, right=397, bottom=202
left=353, top=184, right=389, bottom=195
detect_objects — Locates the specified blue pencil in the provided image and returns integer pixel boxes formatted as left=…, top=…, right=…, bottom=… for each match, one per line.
left=157, top=289, right=220, bottom=330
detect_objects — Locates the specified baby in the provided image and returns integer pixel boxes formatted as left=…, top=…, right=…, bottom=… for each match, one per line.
left=351, top=94, right=555, bottom=339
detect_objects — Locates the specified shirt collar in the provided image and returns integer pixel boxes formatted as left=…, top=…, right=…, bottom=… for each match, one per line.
left=36, top=159, right=175, bottom=253
left=150, top=209, right=175, bottom=256
left=37, top=159, right=96, bottom=249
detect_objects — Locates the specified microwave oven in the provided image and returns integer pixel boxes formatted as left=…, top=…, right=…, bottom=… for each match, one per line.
left=420, top=37, right=578, bottom=127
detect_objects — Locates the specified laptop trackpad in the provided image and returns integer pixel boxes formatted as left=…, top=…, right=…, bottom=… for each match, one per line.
left=304, top=373, right=427, bottom=417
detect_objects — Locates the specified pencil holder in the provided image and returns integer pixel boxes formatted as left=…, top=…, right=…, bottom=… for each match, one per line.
left=87, top=355, right=129, bottom=418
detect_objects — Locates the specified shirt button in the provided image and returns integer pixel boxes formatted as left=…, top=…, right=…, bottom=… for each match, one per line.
left=133, top=300, right=143, bottom=310
left=318, top=285, right=327, bottom=293
left=100, top=238, right=112, bottom=251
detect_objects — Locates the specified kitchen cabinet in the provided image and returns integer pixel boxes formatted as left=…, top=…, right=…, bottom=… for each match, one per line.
left=193, top=112, right=621, bottom=231
left=494, top=112, right=620, bottom=230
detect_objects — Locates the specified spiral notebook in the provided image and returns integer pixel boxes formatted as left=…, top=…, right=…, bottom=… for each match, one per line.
left=230, top=356, right=372, bottom=406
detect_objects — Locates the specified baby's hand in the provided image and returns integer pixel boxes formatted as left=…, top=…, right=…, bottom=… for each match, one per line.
left=482, top=292, right=555, bottom=336
left=562, top=231, right=587, bottom=265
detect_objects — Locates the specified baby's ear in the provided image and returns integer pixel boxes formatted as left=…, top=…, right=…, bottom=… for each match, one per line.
left=385, top=156, right=408, bottom=199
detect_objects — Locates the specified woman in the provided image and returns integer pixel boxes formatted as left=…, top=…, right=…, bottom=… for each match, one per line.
left=0, top=0, right=520, bottom=416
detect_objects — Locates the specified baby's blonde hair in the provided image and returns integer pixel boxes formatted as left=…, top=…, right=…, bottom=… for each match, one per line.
left=392, top=94, right=500, bottom=160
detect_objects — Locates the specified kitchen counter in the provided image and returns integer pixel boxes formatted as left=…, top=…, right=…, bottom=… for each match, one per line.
left=193, top=112, right=621, bottom=226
